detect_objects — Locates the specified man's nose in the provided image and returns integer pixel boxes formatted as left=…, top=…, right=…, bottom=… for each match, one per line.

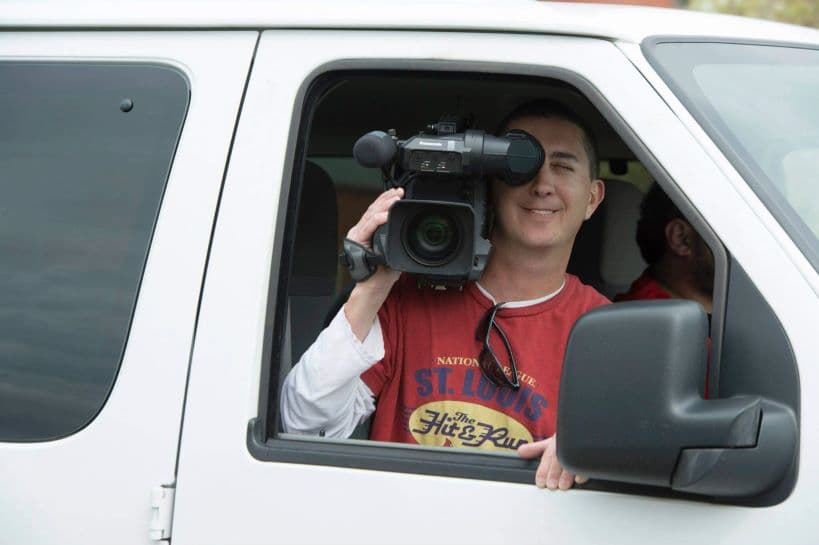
left=530, top=169, right=556, bottom=196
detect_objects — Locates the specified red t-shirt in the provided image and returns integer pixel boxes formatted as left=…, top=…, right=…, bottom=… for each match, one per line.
left=614, top=269, right=671, bottom=302
left=361, top=274, right=609, bottom=452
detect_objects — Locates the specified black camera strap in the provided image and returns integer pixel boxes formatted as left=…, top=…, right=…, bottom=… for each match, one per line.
left=340, top=238, right=386, bottom=282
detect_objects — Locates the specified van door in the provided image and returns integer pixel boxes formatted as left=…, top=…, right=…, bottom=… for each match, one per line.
left=175, top=30, right=817, bottom=544
left=0, top=31, right=256, bottom=544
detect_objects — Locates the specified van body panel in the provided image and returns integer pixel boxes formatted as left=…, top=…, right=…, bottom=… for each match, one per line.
left=172, top=29, right=818, bottom=544
left=2, top=0, right=818, bottom=46
left=0, top=31, right=257, bottom=544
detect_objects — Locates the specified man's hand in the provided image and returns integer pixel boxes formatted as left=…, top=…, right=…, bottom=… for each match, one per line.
left=517, top=435, right=588, bottom=490
left=346, top=187, right=404, bottom=252
left=343, top=187, right=404, bottom=342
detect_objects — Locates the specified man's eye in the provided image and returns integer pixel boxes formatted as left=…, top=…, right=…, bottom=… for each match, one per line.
left=553, top=163, right=573, bottom=172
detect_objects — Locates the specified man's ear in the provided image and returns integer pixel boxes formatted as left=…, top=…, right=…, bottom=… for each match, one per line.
left=665, top=218, right=694, bottom=257
left=584, top=179, right=606, bottom=220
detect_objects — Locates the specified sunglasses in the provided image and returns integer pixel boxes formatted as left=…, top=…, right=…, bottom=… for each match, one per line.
left=475, top=302, right=520, bottom=390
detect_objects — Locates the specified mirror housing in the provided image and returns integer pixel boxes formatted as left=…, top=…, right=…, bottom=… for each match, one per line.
left=557, top=301, right=794, bottom=497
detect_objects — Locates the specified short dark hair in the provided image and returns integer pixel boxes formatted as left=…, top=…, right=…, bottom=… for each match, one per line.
left=496, top=99, right=599, bottom=180
left=635, top=183, right=683, bottom=264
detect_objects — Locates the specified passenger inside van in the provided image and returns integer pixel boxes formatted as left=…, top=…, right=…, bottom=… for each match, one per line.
left=281, top=99, right=608, bottom=490
left=616, top=182, right=714, bottom=316
left=615, top=183, right=715, bottom=396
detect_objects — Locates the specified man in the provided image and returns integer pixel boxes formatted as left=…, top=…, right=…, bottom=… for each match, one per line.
left=615, top=183, right=714, bottom=314
left=281, top=100, right=607, bottom=490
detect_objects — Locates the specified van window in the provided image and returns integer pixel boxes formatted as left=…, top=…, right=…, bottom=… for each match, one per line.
left=0, top=62, right=189, bottom=441
left=646, top=40, right=819, bottom=270
left=257, top=69, right=705, bottom=480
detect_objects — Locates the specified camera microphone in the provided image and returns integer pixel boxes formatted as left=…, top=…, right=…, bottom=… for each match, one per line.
left=353, top=130, right=397, bottom=169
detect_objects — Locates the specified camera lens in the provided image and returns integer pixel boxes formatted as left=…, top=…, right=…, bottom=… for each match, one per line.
left=404, top=212, right=460, bottom=266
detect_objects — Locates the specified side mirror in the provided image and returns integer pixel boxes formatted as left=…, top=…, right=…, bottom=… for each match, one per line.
left=557, top=301, right=797, bottom=499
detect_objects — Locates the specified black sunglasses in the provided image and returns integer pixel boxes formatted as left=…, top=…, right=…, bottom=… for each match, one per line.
left=475, top=302, right=520, bottom=390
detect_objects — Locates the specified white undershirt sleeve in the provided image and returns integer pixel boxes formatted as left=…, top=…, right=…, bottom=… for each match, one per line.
left=280, top=306, right=383, bottom=438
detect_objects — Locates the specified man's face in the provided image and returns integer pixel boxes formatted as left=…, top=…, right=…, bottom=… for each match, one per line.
left=490, top=116, right=604, bottom=253
left=692, top=233, right=715, bottom=296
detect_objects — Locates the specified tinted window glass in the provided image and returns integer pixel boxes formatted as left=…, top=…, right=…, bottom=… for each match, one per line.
left=0, top=63, right=189, bottom=441
left=647, top=41, right=819, bottom=270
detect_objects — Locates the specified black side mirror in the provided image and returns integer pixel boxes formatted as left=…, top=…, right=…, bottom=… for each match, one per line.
left=557, top=301, right=797, bottom=499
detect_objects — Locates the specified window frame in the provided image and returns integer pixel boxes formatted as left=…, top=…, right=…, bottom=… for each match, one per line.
left=248, top=58, right=731, bottom=491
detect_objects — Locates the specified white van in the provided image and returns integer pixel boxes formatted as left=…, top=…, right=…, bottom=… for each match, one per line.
left=1, top=2, right=817, bottom=544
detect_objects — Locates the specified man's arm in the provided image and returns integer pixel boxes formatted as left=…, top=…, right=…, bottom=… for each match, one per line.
left=280, top=308, right=382, bottom=436
left=279, top=188, right=404, bottom=437
left=342, top=187, right=404, bottom=340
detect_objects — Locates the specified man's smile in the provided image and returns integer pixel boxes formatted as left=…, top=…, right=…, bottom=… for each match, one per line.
left=522, top=206, right=561, bottom=217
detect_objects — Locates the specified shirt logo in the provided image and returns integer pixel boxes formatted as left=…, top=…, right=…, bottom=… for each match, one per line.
left=408, top=400, right=533, bottom=451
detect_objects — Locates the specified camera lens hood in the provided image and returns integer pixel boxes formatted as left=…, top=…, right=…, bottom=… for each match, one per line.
left=483, top=129, right=545, bottom=186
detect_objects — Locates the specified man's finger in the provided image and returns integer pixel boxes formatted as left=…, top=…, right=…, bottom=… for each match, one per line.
left=361, top=196, right=398, bottom=229
left=546, top=452, right=563, bottom=490
left=367, top=187, right=402, bottom=209
left=348, top=191, right=403, bottom=244
left=517, top=440, right=548, bottom=460
left=362, top=210, right=390, bottom=232
left=558, top=470, right=575, bottom=491
left=534, top=455, right=551, bottom=489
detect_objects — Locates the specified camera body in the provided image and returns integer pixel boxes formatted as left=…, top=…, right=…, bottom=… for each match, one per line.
left=371, top=174, right=491, bottom=287
left=350, top=117, right=544, bottom=288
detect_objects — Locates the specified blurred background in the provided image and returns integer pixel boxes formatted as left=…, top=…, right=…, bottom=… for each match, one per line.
left=561, top=0, right=819, bottom=28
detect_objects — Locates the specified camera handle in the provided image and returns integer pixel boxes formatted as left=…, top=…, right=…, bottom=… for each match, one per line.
left=384, top=171, right=419, bottom=190
left=340, top=238, right=386, bottom=282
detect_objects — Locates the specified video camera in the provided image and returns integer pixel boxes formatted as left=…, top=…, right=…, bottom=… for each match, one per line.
left=344, top=116, right=545, bottom=288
